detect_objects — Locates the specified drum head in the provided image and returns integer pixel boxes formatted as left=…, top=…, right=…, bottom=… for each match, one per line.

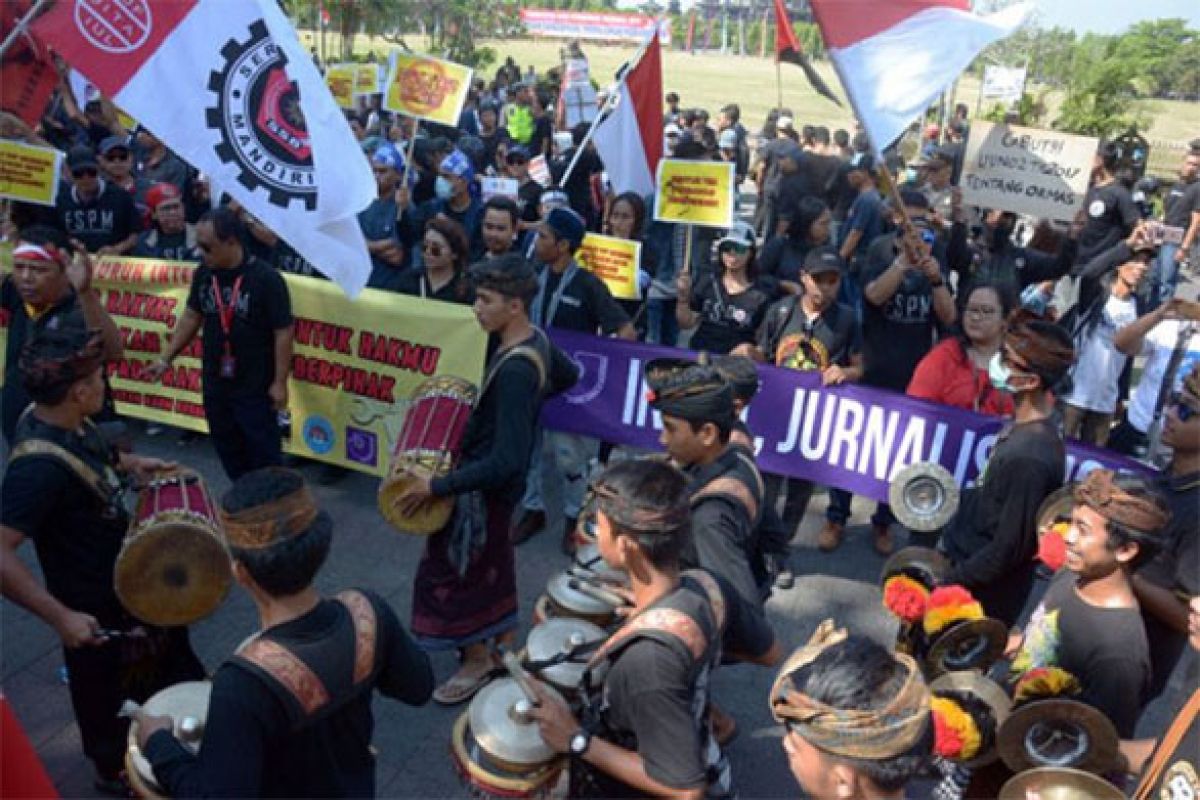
left=377, top=465, right=453, bottom=536
left=115, top=522, right=231, bottom=626
left=127, top=681, right=212, bottom=796
left=880, top=546, right=950, bottom=589
left=888, top=463, right=960, bottom=532
left=998, top=698, right=1119, bottom=775
left=1036, top=484, right=1077, bottom=534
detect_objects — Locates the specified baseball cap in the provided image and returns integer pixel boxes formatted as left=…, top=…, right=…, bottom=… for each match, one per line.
left=778, top=115, right=794, bottom=130
left=718, top=220, right=756, bottom=249
left=718, top=129, right=738, bottom=150
left=848, top=152, right=877, bottom=175
left=98, top=135, right=130, bottom=156
left=145, top=182, right=182, bottom=212
left=545, top=206, right=586, bottom=249
left=505, top=145, right=530, bottom=164
left=803, top=246, right=845, bottom=275
left=66, top=146, right=98, bottom=172
left=664, top=123, right=682, bottom=138
left=372, top=142, right=405, bottom=171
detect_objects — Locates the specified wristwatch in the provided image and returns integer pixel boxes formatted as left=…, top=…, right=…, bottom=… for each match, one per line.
left=569, top=729, right=592, bottom=757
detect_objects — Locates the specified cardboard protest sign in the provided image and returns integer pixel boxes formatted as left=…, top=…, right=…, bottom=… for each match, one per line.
left=481, top=176, right=519, bottom=201
left=653, top=159, right=735, bottom=228
left=0, top=139, right=62, bottom=206
left=325, top=64, right=356, bottom=109
left=960, top=122, right=1097, bottom=222
left=354, top=63, right=382, bottom=95
left=383, top=53, right=472, bottom=126
left=980, top=66, right=1026, bottom=104
left=576, top=234, right=641, bottom=300
left=529, top=155, right=552, bottom=187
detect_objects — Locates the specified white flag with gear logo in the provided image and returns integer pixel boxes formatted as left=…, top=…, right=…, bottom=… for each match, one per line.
left=33, top=0, right=374, bottom=296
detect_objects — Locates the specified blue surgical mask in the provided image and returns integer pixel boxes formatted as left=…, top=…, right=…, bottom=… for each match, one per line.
left=435, top=176, right=454, bottom=200
left=988, top=352, right=1013, bottom=393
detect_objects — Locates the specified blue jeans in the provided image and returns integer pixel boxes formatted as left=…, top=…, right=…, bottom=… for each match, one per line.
left=645, top=299, right=680, bottom=346
left=1150, top=242, right=1180, bottom=310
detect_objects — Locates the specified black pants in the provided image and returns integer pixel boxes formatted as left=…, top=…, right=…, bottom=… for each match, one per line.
left=63, top=621, right=205, bottom=778
left=203, top=390, right=282, bottom=480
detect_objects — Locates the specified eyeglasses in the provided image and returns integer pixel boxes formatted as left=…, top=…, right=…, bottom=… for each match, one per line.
left=720, top=242, right=750, bottom=255
left=104, top=151, right=130, bottom=161
left=1171, top=392, right=1198, bottom=422
left=423, top=242, right=445, bottom=257
left=73, top=167, right=98, bottom=178
left=965, top=305, right=999, bottom=319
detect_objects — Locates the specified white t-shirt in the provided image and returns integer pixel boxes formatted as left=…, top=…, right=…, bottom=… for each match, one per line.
left=1063, top=294, right=1138, bottom=413
left=1127, top=320, right=1200, bottom=432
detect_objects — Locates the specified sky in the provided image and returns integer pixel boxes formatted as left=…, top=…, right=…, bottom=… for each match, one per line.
left=1032, top=0, right=1200, bottom=35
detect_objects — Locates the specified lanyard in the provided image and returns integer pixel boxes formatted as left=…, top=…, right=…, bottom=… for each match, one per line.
left=211, top=275, right=243, bottom=352
left=531, top=261, right=579, bottom=328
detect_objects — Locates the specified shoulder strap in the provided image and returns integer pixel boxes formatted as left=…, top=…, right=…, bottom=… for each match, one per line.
left=681, top=570, right=726, bottom=632
left=235, top=638, right=331, bottom=717
left=1133, top=687, right=1200, bottom=800
left=481, top=332, right=548, bottom=398
left=8, top=438, right=110, bottom=504
left=587, top=607, right=711, bottom=669
left=335, top=590, right=379, bottom=685
left=691, top=451, right=764, bottom=521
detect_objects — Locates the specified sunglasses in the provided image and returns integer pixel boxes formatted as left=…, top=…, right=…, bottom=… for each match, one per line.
left=1172, top=392, right=1198, bottom=422
left=73, top=167, right=98, bottom=178
left=104, top=151, right=130, bottom=161
left=423, top=242, right=445, bottom=257
left=720, top=242, right=750, bottom=255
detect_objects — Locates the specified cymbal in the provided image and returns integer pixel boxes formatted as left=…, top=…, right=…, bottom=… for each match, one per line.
left=888, top=462, right=959, bottom=532
left=469, top=679, right=557, bottom=767
left=879, top=546, right=950, bottom=589
left=1036, top=484, right=1077, bottom=536
left=546, top=571, right=618, bottom=616
left=572, top=544, right=624, bottom=584
left=998, top=698, right=1119, bottom=775
left=114, top=525, right=232, bottom=627
left=127, top=681, right=212, bottom=793
left=998, top=767, right=1124, bottom=800
left=925, top=617, right=1008, bottom=679
left=930, top=670, right=1012, bottom=767
left=525, top=617, right=606, bottom=692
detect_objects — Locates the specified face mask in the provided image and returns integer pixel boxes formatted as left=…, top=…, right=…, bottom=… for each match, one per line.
left=435, top=176, right=454, bottom=200
left=988, top=352, right=1014, bottom=393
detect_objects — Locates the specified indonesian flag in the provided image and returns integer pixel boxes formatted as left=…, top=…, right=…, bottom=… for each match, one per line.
left=810, top=0, right=1031, bottom=149
left=773, top=0, right=840, bottom=106
left=32, top=0, right=374, bottom=296
left=591, top=35, right=662, bottom=199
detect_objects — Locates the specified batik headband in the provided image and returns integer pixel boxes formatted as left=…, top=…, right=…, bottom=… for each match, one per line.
left=1074, top=469, right=1170, bottom=535
left=220, top=483, right=320, bottom=550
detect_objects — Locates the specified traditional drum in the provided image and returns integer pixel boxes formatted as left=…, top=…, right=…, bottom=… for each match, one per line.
left=523, top=617, right=607, bottom=700
left=534, top=571, right=624, bottom=628
left=115, top=468, right=230, bottom=626
left=451, top=679, right=565, bottom=799
left=378, top=376, right=478, bottom=535
left=126, top=681, right=212, bottom=798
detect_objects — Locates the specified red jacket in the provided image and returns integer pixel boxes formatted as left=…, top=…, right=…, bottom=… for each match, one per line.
left=907, top=338, right=1013, bottom=417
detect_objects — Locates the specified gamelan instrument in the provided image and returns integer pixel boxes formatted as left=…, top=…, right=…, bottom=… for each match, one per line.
left=533, top=571, right=626, bottom=628
left=997, top=697, right=1120, bottom=775
left=115, top=468, right=231, bottom=626
left=125, top=681, right=212, bottom=798
left=998, top=767, right=1123, bottom=800
left=929, top=671, right=1012, bottom=768
left=888, top=462, right=960, bottom=533
left=378, top=376, right=478, bottom=535
left=522, top=616, right=607, bottom=700
left=451, top=655, right=566, bottom=799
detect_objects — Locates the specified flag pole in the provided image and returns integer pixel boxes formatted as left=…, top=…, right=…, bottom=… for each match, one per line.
left=0, top=0, right=51, bottom=61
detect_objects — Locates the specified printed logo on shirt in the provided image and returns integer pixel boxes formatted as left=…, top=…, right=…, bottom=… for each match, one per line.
left=344, top=425, right=377, bottom=466
left=206, top=20, right=316, bottom=210
left=1088, top=200, right=1106, bottom=217
left=302, top=414, right=336, bottom=455
left=776, top=332, right=829, bottom=371
left=1160, top=760, right=1198, bottom=799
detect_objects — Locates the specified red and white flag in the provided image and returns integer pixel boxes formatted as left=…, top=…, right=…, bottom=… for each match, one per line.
left=33, top=0, right=374, bottom=296
left=810, top=0, right=1030, bottom=149
left=591, top=34, right=663, bottom=198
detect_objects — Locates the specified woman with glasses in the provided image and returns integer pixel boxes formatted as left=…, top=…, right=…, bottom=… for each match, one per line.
left=675, top=221, right=777, bottom=354
left=908, top=281, right=1015, bottom=416
left=398, top=217, right=474, bottom=305
left=604, top=192, right=658, bottom=337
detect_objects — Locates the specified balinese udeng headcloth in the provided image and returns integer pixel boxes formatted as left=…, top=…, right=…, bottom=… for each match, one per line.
left=221, top=481, right=321, bottom=550
left=770, top=620, right=931, bottom=760
left=591, top=480, right=690, bottom=535
left=1074, top=469, right=1170, bottom=536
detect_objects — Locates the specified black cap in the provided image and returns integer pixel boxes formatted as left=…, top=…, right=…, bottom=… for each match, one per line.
left=98, top=135, right=130, bottom=156
left=66, top=146, right=98, bottom=171
left=848, top=152, right=876, bottom=175
left=803, top=245, right=845, bottom=275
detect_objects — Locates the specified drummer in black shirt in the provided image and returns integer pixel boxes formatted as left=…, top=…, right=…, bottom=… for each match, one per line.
left=1, top=329, right=203, bottom=796
left=148, top=207, right=294, bottom=480
left=137, top=467, right=434, bottom=797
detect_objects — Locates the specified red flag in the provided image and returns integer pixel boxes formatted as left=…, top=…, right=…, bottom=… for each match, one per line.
left=0, top=1, right=58, bottom=127
left=592, top=35, right=662, bottom=197
left=773, top=0, right=840, bottom=106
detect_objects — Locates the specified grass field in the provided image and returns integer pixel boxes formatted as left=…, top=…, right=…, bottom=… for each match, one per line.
left=314, top=32, right=1199, bottom=175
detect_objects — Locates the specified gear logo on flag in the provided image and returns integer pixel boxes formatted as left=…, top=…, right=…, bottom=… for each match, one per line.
left=205, top=20, right=317, bottom=210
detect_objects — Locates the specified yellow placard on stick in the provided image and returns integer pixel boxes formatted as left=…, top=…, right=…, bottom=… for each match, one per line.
left=326, top=65, right=356, bottom=110
left=0, top=140, right=62, bottom=206
left=652, top=159, right=736, bottom=228
left=354, top=63, right=382, bottom=96
left=577, top=234, right=642, bottom=301
left=383, top=52, right=473, bottom=126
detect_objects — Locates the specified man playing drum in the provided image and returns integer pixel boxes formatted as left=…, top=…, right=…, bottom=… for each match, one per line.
left=394, top=253, right=578, bottom=704
left=529, top=459, right=776, bottom=798
left=0, top=328, right=204, bottom=796
left=135, top=467, right=434, bottom=796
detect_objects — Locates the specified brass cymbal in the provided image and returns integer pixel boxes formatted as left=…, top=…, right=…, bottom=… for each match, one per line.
left=468, top=679, right=558, bottom=767
left=998, top=767, right=1124, bottom=800
left=925, top=617, right=1008, bottom=679
left=998, top=698, right=1119, bottom=775
left=930, top=670, right=1012, bottom=767
left=546, top=571, right=618, bottom=616
left=114, top=523, right=232, bottom=626
left=127, top=681, right=212, bottom=793
left=888, top=462, right=959, bottom=532
left=1036, top=484, right=1077, bottom=536
left=879, top=546, right=950, bottom=590
left=525, top=617, right=606, bottom=692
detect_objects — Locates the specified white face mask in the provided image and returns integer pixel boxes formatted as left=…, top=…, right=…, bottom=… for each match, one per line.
left=435, top=176, right=455, bottom=200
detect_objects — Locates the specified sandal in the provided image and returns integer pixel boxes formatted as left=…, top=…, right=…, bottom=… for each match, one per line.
left=433, top=665, right=495, bottom=706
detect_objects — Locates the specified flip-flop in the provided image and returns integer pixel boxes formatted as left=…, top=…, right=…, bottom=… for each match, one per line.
left=432, top=668, right=494, bottom=706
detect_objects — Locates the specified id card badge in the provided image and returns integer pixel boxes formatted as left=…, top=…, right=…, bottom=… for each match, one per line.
left=219, top=353, right=237, bottom=379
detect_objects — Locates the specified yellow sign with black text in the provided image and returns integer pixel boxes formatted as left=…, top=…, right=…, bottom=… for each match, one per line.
left=326, top=65, right=356, bottom=110
left=0, top=140, right=62, bottom=207
left=576, top=234, right=642, bottom=301
left=652, top=159, right=736, bottom=228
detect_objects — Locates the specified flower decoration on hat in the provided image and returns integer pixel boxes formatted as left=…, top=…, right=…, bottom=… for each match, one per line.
left=922, top=585, right=984, bottom=636
left=931, top=696, right=983, bottom=761
left=1037, top=522, right=1070, bottom=572
left=1012, top=666, right=1081, bottom=705
left=883, top=575, right=930, bottom=624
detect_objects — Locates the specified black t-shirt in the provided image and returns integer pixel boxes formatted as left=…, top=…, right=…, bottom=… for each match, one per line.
left=802, top=152, right=841, bottom=204
left=1010, top=570, right=1149, bottom=737
left=517, top=178, right=543, bottom=223
left=860, top=233, right=945, bottom=391
left=1, top=280, right=88, bottom=442
left=395, top=270, right=475, bottom=305
left=144, top=592, right=434, bottom=798
left=1077, top=182, right=1138, bottom=264
left=758, top=296, right=860, bottom=370
left=132, top=228, right=200, bottom=262
left=757, top=236, right=813, bottom=286
left=554, top=147, right=602, bottom=222
left=185, top=257, right=293, bottom=396
left=1164, top=179, right=1200, bottom=229
left=271, top=240, right=325, bottom=279
left=538, top=263, right=630, bottom=335
left=1134, top=688, right=1199, bottom=800
left=1, top=413, right=128, bottom=615
left=56, top=180, right=139, bottom=252
left=688, top=274, right=775, bottom=355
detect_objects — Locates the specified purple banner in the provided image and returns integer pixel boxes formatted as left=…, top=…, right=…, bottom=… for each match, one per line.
left=542, top=330, right=1153, bottom=505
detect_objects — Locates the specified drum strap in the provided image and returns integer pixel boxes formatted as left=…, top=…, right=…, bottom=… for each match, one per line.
left=1133, top=687, right=1200, bottom=800
left=481, top=330, right=550, bottom=398
left=234, top=591, right=380, bottom=726
left=691, top=453, right=763, bottom=523
left=586, top=575, right=723, bottom=671
left=8, top=438, right=112, bottom=505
